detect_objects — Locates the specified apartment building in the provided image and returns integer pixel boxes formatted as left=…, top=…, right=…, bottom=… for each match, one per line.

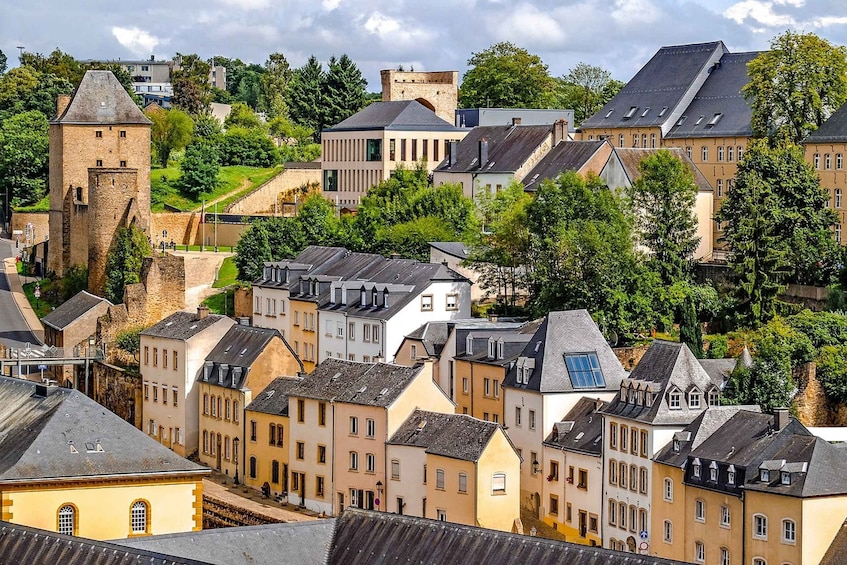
left=801, top=102, right=847, bottom=242
left=140, top=307, right=235, bottom=457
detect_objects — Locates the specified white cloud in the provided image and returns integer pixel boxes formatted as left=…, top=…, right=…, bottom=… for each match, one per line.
left=774, top=0, right=804, bottom=6
left=111, top=26, right=162, bottom=56
left=216, top=0, right=271, bottom=9
left=724, top=1, right=796, bottom=27
left=361, top=12, right=433, bottom=46
left=611, top=0, right=660, bottom=26
left=322, top=0, right=341, bottom=10
left=498, top=3, right=566, bottom=47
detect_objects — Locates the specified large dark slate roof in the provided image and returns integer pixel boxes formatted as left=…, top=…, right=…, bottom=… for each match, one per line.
left=665, top=51, right=758, bottom=139
left=614, top=148, right=713, bottom=192
left=543, top=397, right=607, bottom=456
left=402, top=319, right=525, bottom=358
left=388, top=409, right=513, bottom=462
left=245, top=376, right=302, bottom=416
left=140, top=310, right=231, bottom=340
left=53, top=70, right=151, bottom=125
left=116, top=520, right=336, bottom=565
left=582, top=41, right=727, bottom=132
left=521, top=141, right=609, bottom=191
left=325, top=100, right=462, bottom=132
left=41, top=291, right=112, bottom=331
left=456, top=331, right=532, bottom=367
left=327, top=508, right=688, bottom=565
left=0, top=376, right=206, bottom=482
left=201, top=326, right=284, bottom=389
left=601, top=340, right=718, bottom=425
left=255, top=246, right=350, bottom=289
left=433, top=124, right=552, bottom=173
left=429, top=241, right=471, bottom=260
left=803, top=100, right=847, bottom=144
left=503, top=310, right=626, bottom=394
left=0, top=521, right=210, bottom=565
left=287, top=358, right=428, bottom=407
left=654, top=405, right=757, bottom=468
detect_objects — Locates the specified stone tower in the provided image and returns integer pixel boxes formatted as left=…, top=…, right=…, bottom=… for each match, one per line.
left=47, top=70, right=151, bottom=292
left=380, top=69, right=458, bottom=123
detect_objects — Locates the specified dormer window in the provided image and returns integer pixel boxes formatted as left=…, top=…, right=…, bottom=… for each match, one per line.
left=688, top=390, right=701, bottom=409
left=310, top=280, right=317, bottom=295
left=488, top=338, right=496, bottom=359
left=645, top=391, right=654, bottom=407
left=709, top=461, right=718, bottom=481
left=692, top=458, right=701, bottom=479
left=360, top=287, right=367, bottom=306
left=466, top=335, right=473, bottom=355
left=628, top=388, right=637, bottom=404
left=781, top=471, right=790, bottom=485
left=727, top=465, right=736, bottom=485
left=383, top=288, right=390, bottom=308
left=284, top=268, right=290, bottom=283
left=672, top=439, right=680, bottom=453
left=708, top=388, right=720, bottom=406
left=497, top=339, right=504, bottom=360
left=372, top=288, right=378, bottom=307
left=760, top=469, right=770, bottom=482
left=668, top=389, right=681, bottom=409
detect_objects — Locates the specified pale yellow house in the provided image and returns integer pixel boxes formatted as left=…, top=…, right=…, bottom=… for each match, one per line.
left=0, top=376, right=207, bottom=540
left=198, top=325, right=302, bottom=481
left=140, top=307, right=235, bottom=457
left=285, top=358, right=453, bottom=515
left=386, top=409, right=521, bottom=532
left=802, top=104, right=847, bottom=243
left=321, top=100, right=467, bottom=208
left=243, top=377, right=301, bottom=498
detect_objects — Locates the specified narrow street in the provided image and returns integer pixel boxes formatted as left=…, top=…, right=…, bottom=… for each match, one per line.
left=0, top=237, right=40, bottom=350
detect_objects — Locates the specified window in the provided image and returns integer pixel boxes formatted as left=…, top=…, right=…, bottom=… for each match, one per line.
left=316, top=476, right=325, bottom=497
left=620, top=425, right=628, bottom=451
left=609, top=459, right=618, bottom=485
left=619, top=134, right=624, bottom=146
left=446, top=294, right=458, bottom=310
left=640, top=430, right=648, bottom=457
left=639, top=508, right=648, bottom=533
left=365, top=418, right=376, bottom=438
left=96, top=159, right=103, bottom=167
left=529, top=410, right=536, bottom=430
left=608, top=499, right=617, bottom=525
left=815, top=153, right=821, bottom=169
left=95, top=130, right=104, bottom=138
left=436, top=469, right=445, bottom=489
left=630, top=464, right=638, bottom=491
left=590, top=514, right=599, bottom=533
left=578, top=468, right=588, bottom=489
left=462, top=378, right=469, bottom=394
left=717, top=179, right=723, bottom=197
left=492, top=473, right=506, bottom=493
left=639, top=467, right=648, bottom=494
left=753, top=559, right=766, bottom=565
left=669, top=390, right=681, bottom=409
left=248, top=456, right=257, bottom=479
left=631, top=428, right=638, bottom=455
left=296, top=441, right=304, bottom=460
left=372, top=325, right=380, bottom=344
left=144, top=383, right=150, bottom=400
left=153, top=386, right=158, bottom=402
left=620, top=462, right=627, bottom=487
left=839, top=154, right=844, bottom=170
left=633, top=133, right=639, bottom=147
left=172, top=389, right=178, bottom=407
left=702, top=146, right=708, bottom=161
left=269, top=423, right=277, bottom=446
left=225, top=398, right=231, bottom=420
left=515, top=407, right=522, bottom=426
left=610, top=423, right=617, bottom=449
left=760, top=468, right=770, bottom=482
left=363, top=325, right=371, bottom=342
left=728, top=146, right=735, bottom=161
left=549, top=460, right=559, bottom=481
left=366, top=453, right=376, bottom=473
left=203, top=431, right=209, bottom=453
left=549, top=495, right=559, bottom=515
left=323, top=169, right=338, bottom=191
left=437, top=509, right=447, bottom=521
left=421, top=295, right=433, bottom=311
left=754, top=514, right=768, bottom=539
left=250, top=420, right=257, bottom=441
left=619, top=502, right=627, bottom=529
left=366, top=139, right=382, bottom=161
left=350, top=416, right=359, bottom=435
left=391, top=459, right=400, bottom=480
left=695, top=541, right=705, bottom=563
left=130, top=501, right=148, bottom=534
left=783, top=519, right=796, bottom=543
left=721, top=505, right=730, bottom=527
left=458, top=472, right=468, bottom=493
left=738, top=146, right=744, bottom=160
left=826, top=153, right=832, bottom=169
left=663, top=519, right=673, bottom=543
left=709, top=389, right=720, bottom=406
left=423, top=464, right=427, bottom=484
left=296, top=399, right=304, bottom=423
left=564, top=352, right=606, bottom=387
left=664, top=478, right=673, bottom=501
left=349, top=451, right=359, bottom=470
left=318, top=445, right=326, bottom=464
left=710, top=462, right=718, bottom=481
left=718, top=146, right=725, bottom=161
left=120, top=160, right=127, bottom=167
left=695, top=499, right=705, bottom=522
left=720, top=548, right=730, bottom=565
left=728, top=465, right=736, bottom=485
left=693, top=459, right=701, bottom=478
left=689, top=390, right=701, bottom=408
left=58, top=505, right=76, bottom=535
left=651, top=133, right=656, bottom=148
left=837, top=189, right=843, bottom=209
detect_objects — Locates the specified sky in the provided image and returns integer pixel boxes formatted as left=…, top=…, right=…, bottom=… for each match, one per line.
left=2, top=0, right=847, bottom=90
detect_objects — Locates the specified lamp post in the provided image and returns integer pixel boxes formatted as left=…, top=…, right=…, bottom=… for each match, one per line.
left=376, top=480, right=383, bottom=511
left=233, top=437, right=240, bottom=485
left=84, top=335, right=95, bottom=397
left=532, top=459, right=540, bottom=474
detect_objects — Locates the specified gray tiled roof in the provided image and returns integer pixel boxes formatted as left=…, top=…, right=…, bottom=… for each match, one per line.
left=116, top=520, right=336, bottom=565
left=582, top=41, right=727, bottom=133
left=601, top=340, right=718, bottom=425
left=521, top=141, right=609, bottom=192
left=503, top=310, right=626, bottom=394
left=387, top=409, right=505, bottom=462
left=697, top=358, right=738, bottom=387
left=456, top=331, right=532, bottom=367
left=287, top=358, right=426, bottom=407
left=255, top=246, right=350, bottom=289
left=543, top=397, right=608, bottom=456
left=0, top=377, right=206, bottom=482
left=41, top=290, right=112, bottom=331
left=325, top=100, right=462, bottom=132
left=53, top=70, right=151, bottom=125
left=140, top=310, right=231, bottom=340
left=0, top=521, right=210, bottom=565
left=245, top=376, right=302, bottom=415
left=201, top=326, right=284, bottom=389
left=433, top=124, right=552, bottom=173
left=327, top=508, right=689, bottom=565
left=614, top=148, right=713, bottom=193
left=802, top=100, right=847, bottom=143
left=429, top=241, right=471, bottom=260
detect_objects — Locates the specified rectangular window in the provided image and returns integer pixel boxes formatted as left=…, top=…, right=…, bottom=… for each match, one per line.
left=389, top=139, right=396, bottom=160
left=492, top=472, right=506, bottom=493
left=349, top=451, right=358, bottom=470
left=515, top=406, right=521, bottom=426
left=323, top=169, right=338, bottom=191
left=366, top=139, right=382, bottom=161
left=391, top=459, right=400, bottom=480
left=621, top=425, right=628, bottom=451
left=296, top=441, right=305, bottom=460
left=578, top=468, right=588, bottom=489
left=720, top=505, right=730, bottom=527
left=421, top=295, right=433, bottom=311
left=318, top=444, right=326, bottom=463
left=153, top=386, right=158, bottom=402
left=297, top=399, right=305, bottom=423
left=754, top=514, right=767, bottom=539
left=702, top=146, right=709, bottom=161
left=163, top=350, right=168, bottom=369
left=120, top=160, right=127, bottom=167
left=549, top=495, right=559, bottom=516
left=436, top=469, right=445, bottom=489
left=529, top=410, right=536, bottom=430
left=640, top=430, right=648, bottom=457
left=316, top=476, right=325, bottom=497
left=411, top=139, right=418, bottom=160
left=372, top=324, right=380, bottom=344
left=363, top=325, right=371, bottom=342
left=366, top=418, right=376, bottom=438
left=153, top=348, right=158, bottom=367
left=366, top=453, right=376, bottom=473
left=458, top=472, right=467, bottom=493
left=162, top=386, right=168, bottom=404
left=350, top=416, right=359, bottom=435
left=95, top=131, right=103, bottom=138
left=348, top=322, right=355, bottom=340
left=610, top=422, right=617, bottom=449
left=446, top=294, right=458, bottom=310
left=530, top=451, right=538, bottom=474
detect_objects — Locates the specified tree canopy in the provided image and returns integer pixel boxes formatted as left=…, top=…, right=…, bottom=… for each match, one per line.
left=557, top=63, right=624, bottom=125
left=459, top=42, right=556, bottom=109
left=172, top=53, right=212, bottom=115
left=148, top=107, right=193, bottom=168
left=0, top=110, right=50, bottom=216
left=104, top=225, right=151, bottom=304
left=744, top=31, right=847, bottom=143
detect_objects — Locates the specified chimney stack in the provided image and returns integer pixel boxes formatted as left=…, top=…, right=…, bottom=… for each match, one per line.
left=511, top=117, right=521, bottom=126
left=774, top=407, right=790, bottom=431
left=478, top=138, right=489, bottom=169
left=553, top=119, right=568, bottom=146
left=448, top=140, right=458, bottom=167
left=197, top=305, right=210, bottom=320
left=57, top=94, right=71, bottom=118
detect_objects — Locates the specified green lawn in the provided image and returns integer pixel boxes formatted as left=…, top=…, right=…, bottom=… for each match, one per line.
left=151, top=165, right=282, bottom=212
left=23, top=280, right=58, bottom=319
left=213, top=257, right=239, bottom=288
left=202, top=288, right=235, bottom=316
left=14, top=195, right=50, bottom=213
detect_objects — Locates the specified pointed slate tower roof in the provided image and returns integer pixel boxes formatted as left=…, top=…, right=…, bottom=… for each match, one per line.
left=53, top=70, right=150, bottom=125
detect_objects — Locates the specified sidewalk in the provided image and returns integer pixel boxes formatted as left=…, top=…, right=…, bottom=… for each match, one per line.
left=2, top=254, right=44, bottom=343
left=203, top=469, right=322, bottom=523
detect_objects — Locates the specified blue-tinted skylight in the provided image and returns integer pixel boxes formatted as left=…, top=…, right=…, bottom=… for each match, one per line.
left=564, top=353, right=606, bottom=388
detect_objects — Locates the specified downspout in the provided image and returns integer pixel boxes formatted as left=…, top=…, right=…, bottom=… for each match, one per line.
left=741, top=489, right=746, bottom=565
left=331, top=399, right=336, bottom=515
left=470, top=362, right=474, bottom=417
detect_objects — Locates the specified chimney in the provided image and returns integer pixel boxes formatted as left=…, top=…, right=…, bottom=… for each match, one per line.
left=197, top=305, right=210, bottom=320
left=774, top=407, right=790, bottom=431
left=478, top=139, right=489, bottom=169
left=57, top=94, right=71, bottom=117
left=512, top=117, right=521, bottom=126
left=553, top=119, right=568, bottom=146
left=595, top=397, right=603, bottom=412
left=448, top=140, right=459, bottom=167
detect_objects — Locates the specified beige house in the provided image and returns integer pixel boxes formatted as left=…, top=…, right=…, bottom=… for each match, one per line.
left=140, top=307, right=235, bottom=457
left=198, top=325, right=302, bottom=481
left=386, top=409, right=521, bottom=532
left=286, top=358, right=453, bottom=515
left=321, top=100, right=467, bottom=208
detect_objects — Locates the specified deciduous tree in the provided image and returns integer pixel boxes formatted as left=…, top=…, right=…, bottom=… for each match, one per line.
left=459, top=42, right=556, bottom=109
left=0, top=110, right=50, bottom=215
left=148, top=107, right=193, bottom=168
left=180, top=142, right=220, bottom=196
left=172, top=53, right=212, bottom=115
left=104, top=225, right=151, bottom=304
left=557, top=63, right=624, bottom=124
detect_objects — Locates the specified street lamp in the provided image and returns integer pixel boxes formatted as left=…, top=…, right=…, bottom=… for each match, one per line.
left=233, top=437, right=240, bottom=485
left=84, top=335, right=95, bottom=397
left=375, top=480, right=383, bottom=511
left=532, top=459, right=541, bottom=474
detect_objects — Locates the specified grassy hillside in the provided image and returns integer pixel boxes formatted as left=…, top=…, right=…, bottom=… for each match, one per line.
left=151, top=165, right=282, bottom=212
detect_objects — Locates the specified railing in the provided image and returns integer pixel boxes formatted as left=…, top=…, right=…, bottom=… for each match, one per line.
left=1, top=343, right=104, bottom=361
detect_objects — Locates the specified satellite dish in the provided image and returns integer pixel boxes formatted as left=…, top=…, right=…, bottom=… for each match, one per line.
left=606, top=330, right=619, bottom=347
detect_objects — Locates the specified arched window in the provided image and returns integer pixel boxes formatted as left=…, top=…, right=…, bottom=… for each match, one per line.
left=58, top=504, right=76, bottom=536
left=664, top=477, right=673, bottom=501
left=782, top=518, right=796, bottom=544
left=720, top=547, right=730, bottom=565
left=225, top=398, right=231, bottom=420
left=663, top=519, right=672, bottom=542
left=203, top=430, right=209, bottom=453
left=250, top=456, right=257, bottom=479
left=130, top=500, right=149, bottom=534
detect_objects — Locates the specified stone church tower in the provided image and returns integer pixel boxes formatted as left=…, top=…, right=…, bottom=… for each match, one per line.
left=380, top=69, right=458, bottom=124
left=47, top=70, right=152, bottom=295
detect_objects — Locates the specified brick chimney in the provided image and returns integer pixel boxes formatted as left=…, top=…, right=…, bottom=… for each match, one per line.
left=774, top=407, right=790, bottom=431
left=553, top=119, right=568, bottom=146
left=56, top=94, right=71, bottom=118
left=197, top=305, right=210, bottom=320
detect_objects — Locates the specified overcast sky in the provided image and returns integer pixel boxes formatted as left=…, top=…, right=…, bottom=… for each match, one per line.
left=3, top=0, right=847, bottom=90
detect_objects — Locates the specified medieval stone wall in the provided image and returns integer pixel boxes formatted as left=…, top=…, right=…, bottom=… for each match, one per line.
left=202, top=495, right=282, bottom=528
left=93, top=361, right=142, bottom=429
left=380, top=70, right=458, bottom=124
left=225, top=166, right=320, bottom=215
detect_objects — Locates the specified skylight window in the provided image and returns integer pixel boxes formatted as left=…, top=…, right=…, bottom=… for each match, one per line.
left=676, top=116, right=687, bottom=126
left=564, top=353, right=606, bottom=388
left=708, top=113, right=723, bottom=126
left=659, top=107, right=668, bottom=117
left=624, top=106, right=638, bottom=119
left=605, top=109, right=614, bottom=118
left=695, top=115, right=705, bottom=125
left=641, top=107, right=650, bottom=117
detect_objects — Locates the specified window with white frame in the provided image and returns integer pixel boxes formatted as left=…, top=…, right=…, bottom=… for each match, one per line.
left=710, top=461, right=718, bottom=481
left=663, top=519, right=672, bottom=542
left=529, top=410, right=536, bottom=430
left=492, top=472, right=506, bottom=493
left=669, top=389, right=681, bottom=409
left=515, top=406, right=521, bottom=426
left=702, top=146, right=709, bottom=161
left=421, top=295, right=433, bottom=311
left=727, top=465, right=736, bottom=485
left=391, top=459, right=400, bottom=480
left=349, top=451, right=359, bottom=470
left=348, top=322, right=355, bottom=340
left=366, top=453, right=376, bottom=473
left=436, top=468, right=445, bottom=489
left=709, top=388, right=720, bottom=406
left=458, top=472, right=468, bottom=493
left=721, top=505, right=730, bottom=527
left=446, top=294, right=458, bottom=310
left=782, top=519, right=796, bottom=544
left=608, top=499, right=617, bottom=525
left=58, top=505, right=75, bottom=535
left=695, top=499, right=705, bottom=522
left=366, top=418, right=376, bottom=438
left=609, top=459, right=618, bottom=485
left=838, top=153, right=844, bottom=170
left=363, top=324, right=371, bottom=342
left=695, top=541, right=705, bottom=563
left=664, top=478, right=673, bottom=501
left=131, top=501, right=148, bottom=534
left=689, top=389, right=701, bottom=408
left=753, top=514, right=768, bottom=539
left=350, top=416, right=359, bottom=435
left=752, top=559, right=766, bottom=565
left=720, top=548, right=730, bottom=565
left=837, top=189, right=842, bottom=209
